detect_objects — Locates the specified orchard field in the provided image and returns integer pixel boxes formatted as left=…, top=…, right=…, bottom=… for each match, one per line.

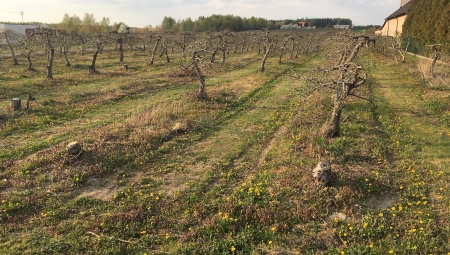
left=1, top=29, right=450, bottom=254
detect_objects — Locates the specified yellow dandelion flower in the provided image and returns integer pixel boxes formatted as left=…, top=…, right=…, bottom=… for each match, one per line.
left=379, top=213, right=384, bottom=217
left=231, top=246, right=236, bottom=252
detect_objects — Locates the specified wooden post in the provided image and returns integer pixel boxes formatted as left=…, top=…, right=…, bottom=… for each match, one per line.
left=12, top=98, right=21, bottom=111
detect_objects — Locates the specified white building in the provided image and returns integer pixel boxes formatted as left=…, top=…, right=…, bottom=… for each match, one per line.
left=334, top=25, right=350, bottom=29
left=0, top=24, right=47, bottom=35
left=280, top=24, right=316, bottom=30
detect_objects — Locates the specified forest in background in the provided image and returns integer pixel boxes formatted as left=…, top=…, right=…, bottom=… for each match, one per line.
left=3, top=13, right=354, bottom=34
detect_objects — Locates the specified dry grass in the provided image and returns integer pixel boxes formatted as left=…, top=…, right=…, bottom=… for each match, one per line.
left=416, top=57, right=450, bottom=89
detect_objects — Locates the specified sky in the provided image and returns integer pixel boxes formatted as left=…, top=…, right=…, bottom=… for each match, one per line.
left=1, top=0, right=402, bottom=28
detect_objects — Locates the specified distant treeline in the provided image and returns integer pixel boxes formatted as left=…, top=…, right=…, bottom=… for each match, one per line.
left=161, top=15, right=271, bottom=32
left=0, top=21, right=44, bottom=25
left=161, top=15, right=353, bottom=32
left=352, top=25, right=380, bottom=33
left=271, top=18, right=352, bottom=28
left=403, top=0, right=450, bottom=54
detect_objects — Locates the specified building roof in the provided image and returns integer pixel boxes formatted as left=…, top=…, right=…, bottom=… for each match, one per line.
left=386, top=1, right=412, bottom=20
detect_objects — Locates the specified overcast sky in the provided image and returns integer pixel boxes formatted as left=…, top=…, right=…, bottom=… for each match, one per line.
left=2, top=0, right=402, bottom=27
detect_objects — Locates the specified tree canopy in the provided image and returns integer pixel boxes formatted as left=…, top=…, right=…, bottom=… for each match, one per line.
left=58, top=13, right=124, bottom=34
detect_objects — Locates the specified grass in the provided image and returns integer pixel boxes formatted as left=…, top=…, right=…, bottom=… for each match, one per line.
left=1, top=34, right=450, bottom=254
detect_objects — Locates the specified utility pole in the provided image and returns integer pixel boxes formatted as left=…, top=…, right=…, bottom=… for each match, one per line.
left=20, top=11, right=23, bottom=23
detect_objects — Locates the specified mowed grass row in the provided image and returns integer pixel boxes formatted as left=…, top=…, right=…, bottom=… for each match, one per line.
left=354, top=50, right=450, bottom=254
left=0, top=49, right=264, bottom=161
left=1, top=45, right=325, bottom=254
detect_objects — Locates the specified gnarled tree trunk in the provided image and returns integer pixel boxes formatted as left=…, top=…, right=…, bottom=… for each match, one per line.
left=47, top=48, right=54, bottom=80
left=63, top=34, right=71, bottom=67
left=118, top=38, right=124, bottom=62
left=149, top=36, right=162, bottom=65
left=89, top=45, right=101, bottom=74
left=260, top=43, right=272, bottom=72
left=26, top=51, right=34, bottom=71
left=3, top=32, right=18, bottom=65
left=192, top=52, right=207, bottom=100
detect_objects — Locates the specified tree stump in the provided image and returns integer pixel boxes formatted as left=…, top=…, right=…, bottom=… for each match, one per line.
left=171, top=122, right=188, bottom=134
left=67, top=141, right=82, bottom=155
left=12, top=98, right=21, bottom=111
left=312, top=160, right=334, bottom=187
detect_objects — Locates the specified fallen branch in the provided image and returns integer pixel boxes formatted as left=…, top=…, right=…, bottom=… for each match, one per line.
left=86, top=231, right=168, bottom=253
left=290, top=68, right=300, bottom=79
left=348, top=93, right=373, bottom=103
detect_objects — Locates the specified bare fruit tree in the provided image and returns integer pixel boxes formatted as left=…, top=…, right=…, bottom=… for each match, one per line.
left=210, top=30, right=232, bottom=64
left=75, top=33, right=87, bottom=55
left=22, top=32, right=40, bottom=71
left=148, top=33, right=163, bottom=65
left=29, top=27, right=62, bottom=80
left=88, top=34, right=104, bottom=74
left=174, top=32, right=195, bottom=61
left=428, top=44, right=442, bottom=76
left=259, top=29, right=273, bottom=72
left=159, top=33, right=173, bottom=63
left=391, top=33, right=410, bottom=63
left=60, top=30, right=72, bottom=67
left=278, top=33, right=294, bottom=64
left=0, top=29, right=23, bottom=65
left=182, top=39, right=212, bottom=100
left=307, top=34, right=369, bottom=138
left=108, top=30, right=131, bottom=63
